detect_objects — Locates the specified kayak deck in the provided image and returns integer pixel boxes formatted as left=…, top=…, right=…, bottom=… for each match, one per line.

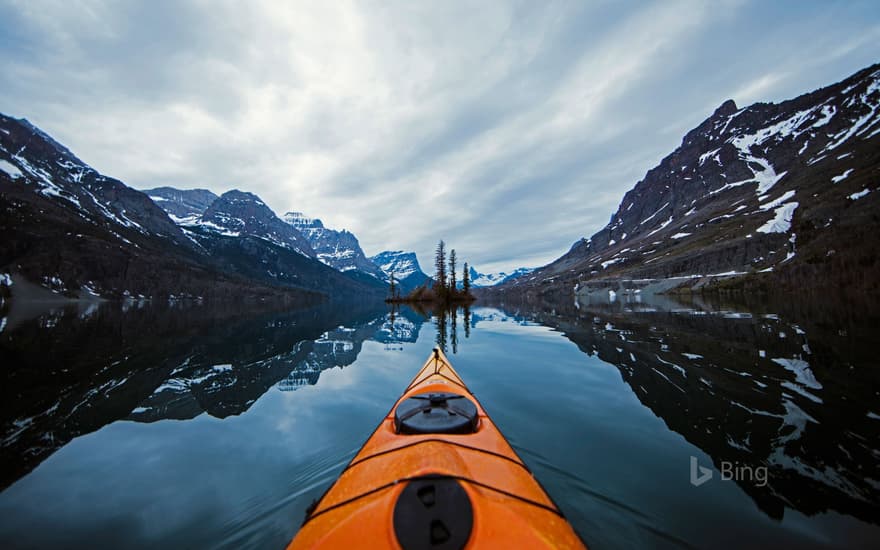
left=288, top=348, right=586, bottom=549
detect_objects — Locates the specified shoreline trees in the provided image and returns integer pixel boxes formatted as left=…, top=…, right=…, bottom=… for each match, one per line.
left=386, top=239, right=476, bottom=304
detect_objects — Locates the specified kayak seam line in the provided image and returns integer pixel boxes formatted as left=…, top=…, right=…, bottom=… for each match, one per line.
left=344, top=438, right=532, bottom=474
left=455, top=475, right=564, bottom=518
left=404, top=371, right=468, bottom=393
left=302, top=474, right=564, bottom=527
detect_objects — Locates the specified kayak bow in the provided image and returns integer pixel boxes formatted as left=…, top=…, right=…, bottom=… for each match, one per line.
left=288, top=348, right=586, bottom=549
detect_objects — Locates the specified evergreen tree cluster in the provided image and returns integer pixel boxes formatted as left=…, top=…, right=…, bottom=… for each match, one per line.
left=431, top=240, right=474, bottom=303
left=385, top=239, right=476, bottom=304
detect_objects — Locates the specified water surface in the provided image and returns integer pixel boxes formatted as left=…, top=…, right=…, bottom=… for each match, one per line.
left=0, top=293, right=877, bottom=549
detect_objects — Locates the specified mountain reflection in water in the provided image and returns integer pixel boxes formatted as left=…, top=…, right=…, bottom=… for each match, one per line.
left=0, top=300, right=413, bottom=489
left=487, top=290, right=880, bottom=527
left=1, top=291, right=878, bottom=548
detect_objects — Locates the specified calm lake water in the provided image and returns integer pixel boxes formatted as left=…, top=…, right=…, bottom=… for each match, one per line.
left=1, top=292, right=878, bottom=549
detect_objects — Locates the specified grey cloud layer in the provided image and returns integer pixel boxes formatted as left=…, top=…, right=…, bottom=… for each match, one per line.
left=2, top=0, right=878, bottom=273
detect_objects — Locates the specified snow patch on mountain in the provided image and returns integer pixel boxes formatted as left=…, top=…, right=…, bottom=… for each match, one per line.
left=283, top=212, right=323, bottom=231
left=492, top=63, right=880, bottom=291
left=143, top=187, right=218, bottom=218
left=371, top=251, right=423, bottom=281
left=193, top=191, right=315, bottom=257
left=759, top=190, right=796, bottom=211
left=757, top=202, right=799, bottom=234
left=468, top=266, right=534, bottom=287
left=831, top=169, right=854, bottom=183
left=848, top=189, right=870, bottom=201
left=0, top=159, right=23, bottom=179
left=283, top=212, right=385, bottom=280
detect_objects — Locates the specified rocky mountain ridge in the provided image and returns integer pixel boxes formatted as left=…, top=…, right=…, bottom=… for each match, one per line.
left=466, top=266, right=534, bottom=287
left=282, top=211, right=386, bottom=280
left=369, top=250, right=432, bottom=293
left=143, top=188, right=429, bottom=289
left=0, top=114, right=380, bottom=301
left=143, top=187, right=218, bottom=220
left=493, top=63, right=880, bottom=297
left=166, top=190, right=383, bottom=297
left=198, top=191, right=315, bottom=257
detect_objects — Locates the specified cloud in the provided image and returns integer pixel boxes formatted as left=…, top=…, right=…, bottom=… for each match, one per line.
left=1, top=0, right=878, bottom=273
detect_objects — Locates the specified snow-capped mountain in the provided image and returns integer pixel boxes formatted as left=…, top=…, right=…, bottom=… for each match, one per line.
left=0, top=115, right=188, bottom=245
left=172, top=192, right=385, bottom=296
left=196, top=191, right=315, bottom=257
left=282, top=211, right=385, bottom=280
left=466, top=266, right=534, bottom=287
left=142, top=187, right=218, bottom=220
left=0, top=115, right=381, bottom=300
left=496, top=63, right=880, bottom=295
left=143, top=187, right=386, bottom=296
left=369, top=250, right=431, bottom=293
left=0, top=113, right=238, bottom=299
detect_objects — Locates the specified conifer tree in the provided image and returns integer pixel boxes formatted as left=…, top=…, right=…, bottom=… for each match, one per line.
left=462, top=262, right=470, bottom=296
left=434, top=240, right=447, bottom=297
left=448, top=249, right=457, bottom=295
left=389, top=271, right=396, bottom=299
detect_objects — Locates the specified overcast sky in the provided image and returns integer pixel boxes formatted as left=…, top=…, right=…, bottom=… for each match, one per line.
left=1, top=1, right=878, bottom=273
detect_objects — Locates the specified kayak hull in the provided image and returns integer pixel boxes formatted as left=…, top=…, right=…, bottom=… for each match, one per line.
left=288, top=348, right=586, bottom=549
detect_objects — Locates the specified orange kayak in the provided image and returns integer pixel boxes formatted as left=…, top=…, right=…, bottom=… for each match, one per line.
left=288, top=348, right=587, bottom=549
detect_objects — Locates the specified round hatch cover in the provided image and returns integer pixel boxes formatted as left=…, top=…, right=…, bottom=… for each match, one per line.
left=393, top=476, right=473, bottom=550
left=394, top=392, right=478, bottom=435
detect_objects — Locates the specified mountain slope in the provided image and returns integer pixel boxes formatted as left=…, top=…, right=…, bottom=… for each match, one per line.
left=0, top=114, right=377, bottom=302
left=466, top=266, right=534, bottom=287
left=200, top=191, right=315, bottom=257
left=0, top=113, right=241, bottom=300
left=0, top=115, right=190, bottom=247
left=369, top=250, right=431, bottom=293
left=283, top=211, right=386, bottom=280
left=168, top=192, right=383, bottom=297
left=143, top=187, right=385, bottom=298
left=497, top=63, right=880, bottom=296
left=142, top=187, right=218, bottom=220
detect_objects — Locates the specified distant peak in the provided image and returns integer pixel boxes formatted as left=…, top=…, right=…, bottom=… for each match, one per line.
left=220, top=189, right=259, bottom=200
left=714, top=99, right=738, bottom=118
left=373, top=250, right=407, bottom=257
left=143, top=186, right=217, bottom=196
left=8, top=116, right=80, bottom=161
left=283, top=211, right=324, bottom=228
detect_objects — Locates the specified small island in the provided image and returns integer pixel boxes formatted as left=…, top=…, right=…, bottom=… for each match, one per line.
left=386, top=240, right=476, bottom=305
